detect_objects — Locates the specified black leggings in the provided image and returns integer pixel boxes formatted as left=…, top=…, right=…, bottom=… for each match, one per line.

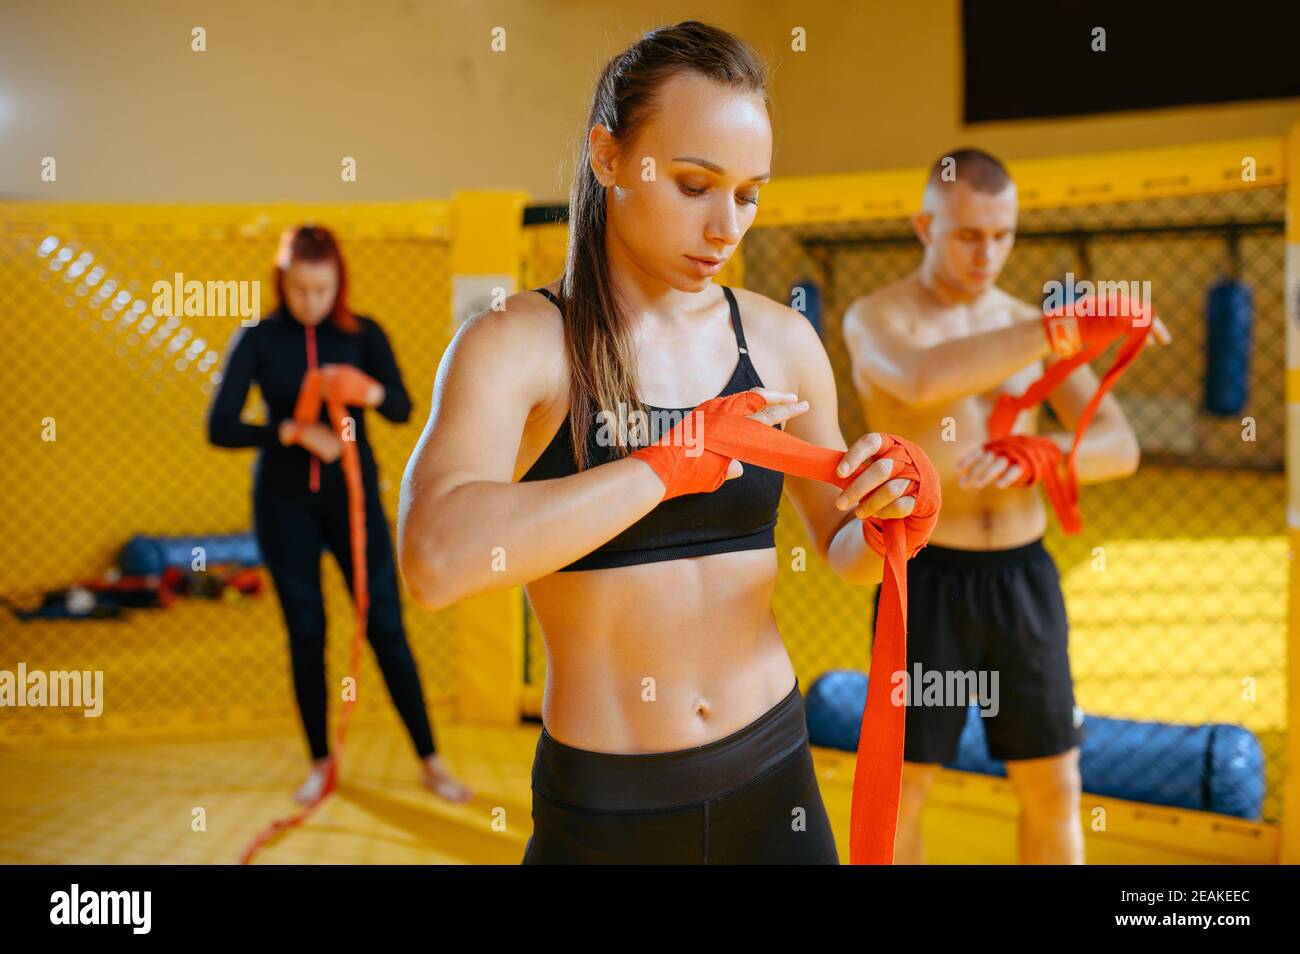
left=522, top=680, right=839, bottom=864
left=253, top=467, right=435, bottom=761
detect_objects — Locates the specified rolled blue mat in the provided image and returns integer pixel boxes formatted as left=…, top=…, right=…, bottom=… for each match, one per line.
left=118, top=533, right=263, bottom=575
left=805, top=669, right=1264, bottom=819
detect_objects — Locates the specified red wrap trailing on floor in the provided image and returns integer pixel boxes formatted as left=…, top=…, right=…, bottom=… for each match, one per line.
left=239, top=365, right=373, bottom=865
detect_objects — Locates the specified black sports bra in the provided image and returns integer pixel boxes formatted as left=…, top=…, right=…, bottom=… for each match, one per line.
left=520, top=285, right=785, bottom=572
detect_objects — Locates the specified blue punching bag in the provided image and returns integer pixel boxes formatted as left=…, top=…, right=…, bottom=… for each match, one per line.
left=1204, top=278, right=1253, bottom=416
left=789, top=280, right=822, bottom=339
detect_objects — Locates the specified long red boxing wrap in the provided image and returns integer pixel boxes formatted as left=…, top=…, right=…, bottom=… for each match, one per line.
left=635, top=391, right=941, bottom=863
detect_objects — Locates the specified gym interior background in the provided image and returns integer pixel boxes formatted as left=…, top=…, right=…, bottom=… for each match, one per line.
left=1, top=1, right=1298, bottom=865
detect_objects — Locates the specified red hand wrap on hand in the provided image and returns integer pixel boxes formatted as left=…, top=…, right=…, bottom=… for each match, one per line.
left=983, top=434, right=1061, bottom=488
left=647, top=390, right=942, bottom=863
left=1042, top=292, right=1151, bottom=358
left=982, top=434, right=1080, bottom=532
left=630, top=391, right=763, bottom=500
left=987, top=291, right=1154, bottom=534
left=321, top=364, right=381, bottom=406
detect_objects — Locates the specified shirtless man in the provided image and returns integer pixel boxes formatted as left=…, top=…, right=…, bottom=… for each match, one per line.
left=842, top=148, right=1171, bottom=864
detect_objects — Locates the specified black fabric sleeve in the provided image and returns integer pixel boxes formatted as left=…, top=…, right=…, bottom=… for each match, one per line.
left=362, top=318, right=413, bottom=423
left=206, top=324, right=284, bottom=449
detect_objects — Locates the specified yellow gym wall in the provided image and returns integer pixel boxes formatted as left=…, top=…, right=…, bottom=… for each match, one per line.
left=1, top=0, right=1297, bottom=203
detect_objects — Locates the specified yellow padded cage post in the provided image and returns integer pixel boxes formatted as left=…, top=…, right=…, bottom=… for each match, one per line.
left=448, top=190, right=530, bottom=725
left=1283, top=120, right=1300, bottom=865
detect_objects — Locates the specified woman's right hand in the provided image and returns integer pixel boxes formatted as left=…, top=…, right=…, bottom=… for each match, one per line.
left=632, top=387, right=810, bottom=495
left=727, top=387, right=810, bottom=479
left=281, top=420, right=344, bottom=463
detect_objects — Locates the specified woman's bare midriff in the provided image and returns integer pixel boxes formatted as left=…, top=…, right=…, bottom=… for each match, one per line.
left=524, top=546, right=798, bottom=754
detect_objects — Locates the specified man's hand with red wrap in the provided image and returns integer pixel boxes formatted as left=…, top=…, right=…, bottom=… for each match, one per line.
left=957, top=434, right=1064, bottom=491
left=1041, top=291, right=1170, bottom=359
left=977, top=289, right=1172, bottom=534
left=958, top=434, right=1063, bottom=490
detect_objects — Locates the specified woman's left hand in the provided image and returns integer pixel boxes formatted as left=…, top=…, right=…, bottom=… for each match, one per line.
left=833, top=432, right=916, bottom=520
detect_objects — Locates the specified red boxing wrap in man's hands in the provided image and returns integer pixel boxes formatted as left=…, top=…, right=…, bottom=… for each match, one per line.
left=1041, top=292, right=1151, bottom=359
left=980, top=434, right=1081, bottom=533
left=982, top=435, right=1061, bottom=489
left=985, top=291, right=1155, bottom=534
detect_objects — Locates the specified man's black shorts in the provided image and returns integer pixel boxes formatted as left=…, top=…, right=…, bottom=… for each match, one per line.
left=872, top=537, right=1085, bottom=764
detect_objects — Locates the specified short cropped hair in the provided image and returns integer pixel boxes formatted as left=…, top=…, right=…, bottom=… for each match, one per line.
left=925, top=148, right=1013, bottom=194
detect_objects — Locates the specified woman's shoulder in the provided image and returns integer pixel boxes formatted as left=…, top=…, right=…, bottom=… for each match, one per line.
left=459, top=285, right=566, bottom=351
left=447, top=285, right=568, bottom=405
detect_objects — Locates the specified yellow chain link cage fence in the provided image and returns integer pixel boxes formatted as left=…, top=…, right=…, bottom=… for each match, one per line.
left=522, top=136, right=1294, bottom=831
left=0, top=203, right=462, bottom=746
left=1, top=133, right=1296, bottom=853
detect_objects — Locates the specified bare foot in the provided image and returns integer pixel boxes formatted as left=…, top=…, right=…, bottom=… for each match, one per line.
left=420, top=754, right=473, bottom=803
left=293, top=756, right=333, bottom=805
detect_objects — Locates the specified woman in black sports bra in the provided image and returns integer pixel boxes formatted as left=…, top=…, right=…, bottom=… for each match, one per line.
left=398, top=21, right=915, bottom=864
left=520, top=284, right=786, bottom=570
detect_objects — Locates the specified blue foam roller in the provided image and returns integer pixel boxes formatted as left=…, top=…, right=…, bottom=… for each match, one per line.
left=118, top=533, right=263, bottom=575
left=804, top=669, right=869, bottom=751
left=1063, top=715, right=1263, bottom=819
left=806, top=669, right=1264, bottom=819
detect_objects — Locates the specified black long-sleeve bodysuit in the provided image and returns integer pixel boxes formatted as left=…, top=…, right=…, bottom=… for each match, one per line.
left=207, top=305, right=434, bottom=760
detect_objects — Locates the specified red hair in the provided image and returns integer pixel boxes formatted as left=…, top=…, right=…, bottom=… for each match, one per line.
left=272, top=224, right=360, bottom=334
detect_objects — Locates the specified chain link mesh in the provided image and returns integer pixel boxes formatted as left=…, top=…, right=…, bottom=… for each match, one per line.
left=740, top=185, right=1287, bottom=825
left=2, top=184, right=1286, bottom=828
left=0, top=215, right=458, bottom=747
left=520, top=184, right=1286, bottom=825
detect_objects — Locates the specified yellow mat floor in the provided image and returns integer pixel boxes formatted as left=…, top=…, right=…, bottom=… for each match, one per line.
left=1, top=707, right=1278, bottom=864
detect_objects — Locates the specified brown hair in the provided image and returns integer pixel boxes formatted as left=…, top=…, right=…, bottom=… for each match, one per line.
left=272, top=224, right=360, bottom=334
left=926, top=147, right=1013, bottom=195
left=558, top=20, right=770, bottom=469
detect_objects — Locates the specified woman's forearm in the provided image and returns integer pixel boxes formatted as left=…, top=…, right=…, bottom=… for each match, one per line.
left=398, top=456, right=665, bottom=610
left=826, top=513, right=885, bottom=587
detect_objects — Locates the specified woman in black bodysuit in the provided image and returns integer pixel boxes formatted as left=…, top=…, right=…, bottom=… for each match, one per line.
left=207, top=225, right=470, bottom=806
